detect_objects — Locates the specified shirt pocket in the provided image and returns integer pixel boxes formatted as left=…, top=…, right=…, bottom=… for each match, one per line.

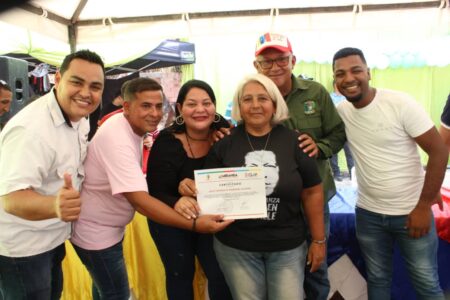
left=295, top=116, right=322, bottom=138
left=56, top=166, right=76, bottom=181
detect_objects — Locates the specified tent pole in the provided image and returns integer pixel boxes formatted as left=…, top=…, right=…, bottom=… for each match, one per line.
left=68, top=24, right=77, bottom=53
left=68, top=0, right=88, bottom=53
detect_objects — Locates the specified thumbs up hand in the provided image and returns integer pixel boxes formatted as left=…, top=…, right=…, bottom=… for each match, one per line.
left=55, top=173, right=81, bottom=222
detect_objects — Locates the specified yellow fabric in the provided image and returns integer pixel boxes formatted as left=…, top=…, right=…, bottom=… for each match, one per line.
left=61, top=213, right=206, bottom=300
left=181, top=64, right=195, bottom=85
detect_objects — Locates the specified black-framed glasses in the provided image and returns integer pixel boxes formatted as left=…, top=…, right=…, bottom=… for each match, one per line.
left=256, top=56, right=291, bottom=69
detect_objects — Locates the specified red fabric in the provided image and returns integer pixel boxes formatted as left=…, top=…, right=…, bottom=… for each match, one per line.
left=142, top=130, right=159, bottom=174
left=97, top=108, right=124, bottom=126
left=142, top=148, right=150, bottom=174
left=433, top=187, right=450, bottom=243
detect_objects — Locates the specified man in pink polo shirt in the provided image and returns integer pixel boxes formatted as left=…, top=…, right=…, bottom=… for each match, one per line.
left=71, top=77, right=232, bottom=300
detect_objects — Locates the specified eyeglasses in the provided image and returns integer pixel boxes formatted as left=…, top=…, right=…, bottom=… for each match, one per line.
left=256, top=56, right=291, bottom=69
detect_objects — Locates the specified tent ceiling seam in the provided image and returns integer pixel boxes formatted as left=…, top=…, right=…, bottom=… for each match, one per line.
left=19, top=1, right=442, bottom=27
left=19, top=3, right=71, bottom=25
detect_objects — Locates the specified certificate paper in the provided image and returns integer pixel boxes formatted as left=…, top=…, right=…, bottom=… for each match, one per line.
left=194, top=167, right=267, bottom=220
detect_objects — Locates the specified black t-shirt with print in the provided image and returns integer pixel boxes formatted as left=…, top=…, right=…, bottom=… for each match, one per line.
left=205, top=124, right=321, bottom=252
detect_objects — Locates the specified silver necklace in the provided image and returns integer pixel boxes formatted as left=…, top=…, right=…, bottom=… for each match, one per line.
left=245, top=130, right=271, bottom=152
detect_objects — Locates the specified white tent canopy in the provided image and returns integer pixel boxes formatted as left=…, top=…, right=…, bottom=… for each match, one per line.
left=0, top=0, right=449, bottom=111
left=1, top=0, right=448, bottom=67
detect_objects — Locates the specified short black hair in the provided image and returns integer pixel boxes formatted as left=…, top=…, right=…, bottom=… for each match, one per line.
left=332, top=47, right=367, bottom=69
left=59, top=49, right=105, bottom=75
left=123, top=77, right=163, bottom=102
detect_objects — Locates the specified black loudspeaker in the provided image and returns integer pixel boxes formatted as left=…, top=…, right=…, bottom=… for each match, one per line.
left=0, top=56, right=30, bottom=126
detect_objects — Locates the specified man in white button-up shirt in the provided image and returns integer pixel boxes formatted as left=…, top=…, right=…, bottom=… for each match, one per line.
left=0, top=50, right=105, bottom=300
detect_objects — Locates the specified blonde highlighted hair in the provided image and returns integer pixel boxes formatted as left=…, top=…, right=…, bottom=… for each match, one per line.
left=231, top=73, right=289, bottom=124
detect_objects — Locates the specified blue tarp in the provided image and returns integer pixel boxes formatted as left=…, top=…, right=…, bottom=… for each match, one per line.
left=105, top=39, right=195, bottom=75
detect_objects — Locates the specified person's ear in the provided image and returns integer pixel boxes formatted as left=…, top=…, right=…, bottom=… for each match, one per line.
left=253, top=60, right=260, bottom=71
left=368, top=68, right=371, bottom=81
left=54, top=71, right=61, bottom=88
left=122, top=101, right=130, bottom=116
left=291, top=55, right=297, bottom=68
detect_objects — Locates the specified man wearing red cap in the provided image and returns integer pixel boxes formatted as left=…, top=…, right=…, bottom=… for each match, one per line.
left=254, top=32, right=346, bottom=300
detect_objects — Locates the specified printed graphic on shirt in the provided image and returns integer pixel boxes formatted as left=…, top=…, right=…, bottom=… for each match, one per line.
left=265, top=197, right=280, bottom=220
left=303, top=100, right=316, bottom=115
left=244, top=150, right=280, bottom=221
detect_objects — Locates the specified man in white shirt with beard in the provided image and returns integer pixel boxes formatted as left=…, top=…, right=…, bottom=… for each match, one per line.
left=333, top=47, right=446, bottom=300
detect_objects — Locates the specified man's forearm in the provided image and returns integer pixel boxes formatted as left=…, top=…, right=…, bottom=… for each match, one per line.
left=418, top=149, right=448, bottom=205
left=125, top=191, right=192, bottom=230
left=1, top=189, right=57, bottom=220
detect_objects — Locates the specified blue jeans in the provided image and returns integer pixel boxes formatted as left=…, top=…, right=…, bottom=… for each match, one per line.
left=72, top=241, right=129, bottom=300
left=0, top=243, right=65, bottom=300
left=148, top=220, right=231, bottom=300
left=303, top=202, right=330, bottom=300
left=356, top=207, right=444, bottom=300
left=214, top=238, right=307, bottom=300
left=331, top=142, right=354, bottom=179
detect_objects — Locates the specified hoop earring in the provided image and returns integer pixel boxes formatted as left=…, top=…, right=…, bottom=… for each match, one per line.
left=213, top=113, right=221, bottom=123
left=175, top=115, right=184, bottom=125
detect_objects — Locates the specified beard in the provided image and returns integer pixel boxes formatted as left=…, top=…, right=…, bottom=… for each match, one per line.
left=345, top=93, right=363, bottom=103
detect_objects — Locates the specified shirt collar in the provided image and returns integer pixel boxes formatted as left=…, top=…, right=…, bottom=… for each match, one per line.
left=48, top=89, right=73, bottom=128
left=291, top=74, right=310, bottom=91
left=284, top=74, right=309, bottom=101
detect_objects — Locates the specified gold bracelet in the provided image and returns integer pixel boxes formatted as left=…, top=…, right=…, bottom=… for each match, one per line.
left=312, top=237, right=327, bottom=244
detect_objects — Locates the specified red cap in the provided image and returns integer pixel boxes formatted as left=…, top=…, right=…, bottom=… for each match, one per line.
left=255, top=33, right=293, bottom=56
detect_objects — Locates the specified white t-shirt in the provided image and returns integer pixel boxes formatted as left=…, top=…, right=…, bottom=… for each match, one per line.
left=337, top=89, right=434, bottom=215
left=71, top=113, right=147, bottom=250
left=0, top=90, right=89, bottom=257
